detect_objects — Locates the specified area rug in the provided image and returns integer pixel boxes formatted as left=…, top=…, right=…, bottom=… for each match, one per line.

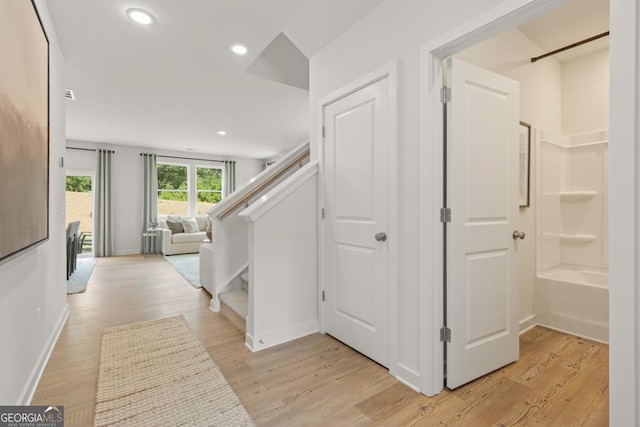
left=164, top=254, right=200, bottom=288
left=94, top=316, right=254, bottom=427
left=66, top=257, right=97, bottom=294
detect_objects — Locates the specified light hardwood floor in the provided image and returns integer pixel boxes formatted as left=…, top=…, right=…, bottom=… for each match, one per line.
left=33, top=255, right=609, bottom=426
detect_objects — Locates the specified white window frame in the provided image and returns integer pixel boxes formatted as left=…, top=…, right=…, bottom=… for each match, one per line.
left=157, top=160, right=223, bottom=217
left=157, top=162, right=190, bottom=216
left=195, top=164, right=223, bottom=214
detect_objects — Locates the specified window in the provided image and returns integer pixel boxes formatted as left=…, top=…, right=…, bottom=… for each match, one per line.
left=157, top=162, right=222, bottom=216
left=157, top=164, right=188, bottom=216
left=196, top=166, right=222, bottom=214
left=65, top=175, right=93, bottom=255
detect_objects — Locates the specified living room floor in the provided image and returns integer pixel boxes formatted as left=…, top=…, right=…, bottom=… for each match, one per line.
left=32, top=255, right=608, bottom=426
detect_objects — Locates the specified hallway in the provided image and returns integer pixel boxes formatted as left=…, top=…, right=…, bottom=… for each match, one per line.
left=33, top=255, right=608, bottom=426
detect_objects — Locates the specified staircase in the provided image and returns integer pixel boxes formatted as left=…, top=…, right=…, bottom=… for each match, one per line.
left=219, top=270, right=248, bottom=332
left=206, top=140, right=319, bottom=351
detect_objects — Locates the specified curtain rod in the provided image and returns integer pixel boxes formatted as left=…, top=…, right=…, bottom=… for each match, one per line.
left=67, top=147, right=115, bottom=153
left=141, top=153, right=229, bottom=163
left=531, top=31, right=609, bottom=63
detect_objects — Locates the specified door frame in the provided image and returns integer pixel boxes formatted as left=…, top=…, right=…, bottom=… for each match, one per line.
left=418, top=0, right=571, bottom=396
left=317, top=61, right=400, bottom=377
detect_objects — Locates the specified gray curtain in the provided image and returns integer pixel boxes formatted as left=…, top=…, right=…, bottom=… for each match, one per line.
left=223, top=160, right=236, bottom=197
left=141, top=153, right=158, bottom=253
left=94, top=149, right=114, bottom=257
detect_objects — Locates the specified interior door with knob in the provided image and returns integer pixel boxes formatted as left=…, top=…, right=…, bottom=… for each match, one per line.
left=445, top=58, right=520, bottom=388
left=322, top=75, right=390, bottom=367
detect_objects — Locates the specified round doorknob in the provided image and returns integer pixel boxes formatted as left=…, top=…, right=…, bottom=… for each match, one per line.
left=375, top=232, right=387, bottom=242
left=512, top=230, right=525, bottom=240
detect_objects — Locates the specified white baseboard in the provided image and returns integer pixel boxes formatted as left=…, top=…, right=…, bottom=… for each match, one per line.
left=536, top=321, right=609, bottom=345
left=519, top=314, right=538, bottom=334
left=246, top=321, right=318, bottom=352
left=394, top=370, right=421, bottom=393
left=19, top=304, right=69, bottom=405
left=209, top=297, right=220, bottom=313
left=114, top=249, right=141, bottom=256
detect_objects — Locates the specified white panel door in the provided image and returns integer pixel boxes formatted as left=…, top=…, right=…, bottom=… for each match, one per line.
left=323, top=77, right=389, bottom=367
left=446, top=58, right=520, bottom=388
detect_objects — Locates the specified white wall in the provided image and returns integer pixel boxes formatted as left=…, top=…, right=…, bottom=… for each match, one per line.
left=310, top=0, right=512, bottom=390
left=65, top=140, right=263, bottom=255
left=455, top=27, right=563, bottom=330
left=0, top=1, right=68, bottom=404
left=609, top=0, right=640, bottom=423
left=562, top=48, right=609, bottom=136
left=310, top=0, right=640, bottom=421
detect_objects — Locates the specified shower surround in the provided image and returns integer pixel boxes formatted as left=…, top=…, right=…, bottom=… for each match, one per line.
left=536, top=129, right=609, bottom=343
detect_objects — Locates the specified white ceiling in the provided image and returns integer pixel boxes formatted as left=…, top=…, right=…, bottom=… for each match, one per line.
left=48, top=0, right=385, bottom=159
left=50, top=0, right=608, bottom=159
left=519, top=0, right=609, bottom=63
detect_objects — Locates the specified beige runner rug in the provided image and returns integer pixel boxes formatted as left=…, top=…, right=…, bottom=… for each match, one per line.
left=94, top=316, right=254, bottom=427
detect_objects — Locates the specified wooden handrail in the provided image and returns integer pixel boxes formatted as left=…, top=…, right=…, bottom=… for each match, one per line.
left=217, top=149, right=310, bottom=220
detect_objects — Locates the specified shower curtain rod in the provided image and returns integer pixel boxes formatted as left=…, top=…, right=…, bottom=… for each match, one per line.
left=531, top=31, right=609, bottom=63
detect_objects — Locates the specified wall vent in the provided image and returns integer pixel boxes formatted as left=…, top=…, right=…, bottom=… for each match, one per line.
left=65, top=89, right=76, bottom=100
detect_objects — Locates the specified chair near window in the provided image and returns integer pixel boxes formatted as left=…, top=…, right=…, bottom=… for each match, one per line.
left=66, top=221, right=81, bottom=279
left=79, top=231, right=92, bottom=254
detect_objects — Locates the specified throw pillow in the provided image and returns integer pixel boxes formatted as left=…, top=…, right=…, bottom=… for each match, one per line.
left=182, top=217, right=199, bottom=233
left=166, top=219, right=184, bottom=234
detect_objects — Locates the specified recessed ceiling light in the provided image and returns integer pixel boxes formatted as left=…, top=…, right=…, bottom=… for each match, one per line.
left=217, top=130, right=227, bottom=136
left=230, top=43, right=248, bottom=55
left=126, top=8, right=155, bottom=25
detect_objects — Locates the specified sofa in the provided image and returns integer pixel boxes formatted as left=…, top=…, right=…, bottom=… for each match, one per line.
left=159, top=215, right=210, bottom=255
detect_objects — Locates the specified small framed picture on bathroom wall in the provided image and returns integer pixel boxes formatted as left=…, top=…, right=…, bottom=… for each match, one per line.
left=519, top=121, right=531, bottom=207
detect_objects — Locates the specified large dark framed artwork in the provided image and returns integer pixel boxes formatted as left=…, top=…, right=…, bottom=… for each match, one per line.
left=0, top=1, right=49, bottom=263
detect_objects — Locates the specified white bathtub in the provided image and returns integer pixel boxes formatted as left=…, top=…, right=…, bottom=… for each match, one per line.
left=536, top=268, right=609, bottom=343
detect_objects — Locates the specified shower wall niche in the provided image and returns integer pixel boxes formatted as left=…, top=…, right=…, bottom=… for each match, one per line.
left=536, top=129, right=609, bottom=343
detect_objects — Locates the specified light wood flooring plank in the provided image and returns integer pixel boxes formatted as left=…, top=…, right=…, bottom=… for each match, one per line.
left=32, top=255, right=609, bottom=426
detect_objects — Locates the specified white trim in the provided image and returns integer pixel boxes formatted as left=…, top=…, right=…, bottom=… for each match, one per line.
left=317, top=61, right=399, bottom=375
left=245, top=320, right=319, bottom=352
left=20, top=304, right=69, bottom=405
left=395, top=374, right=421, bottom=393
left=519, top=314, right=538, bottom=334
left=114, top=249, right=141, bottom=256
left=418, top=0, right=574, bottom=397
left=536, top=322, right=609, bottom=345
left=211, top=262, right=249, bottom=313
left=239, top=162, right=318, bottom=221
left=609, top=0, right=640, bottom=424
left=207, top=141, right=310, bottom=219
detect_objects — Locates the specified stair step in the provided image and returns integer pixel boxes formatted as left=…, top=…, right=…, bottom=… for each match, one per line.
left=219, top=289, right=248, bottom=319
left=219, top=289, right=248, bottom=333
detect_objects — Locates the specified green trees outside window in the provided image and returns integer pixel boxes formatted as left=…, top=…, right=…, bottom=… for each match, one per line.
left=157, top=163, right=222, bottom=216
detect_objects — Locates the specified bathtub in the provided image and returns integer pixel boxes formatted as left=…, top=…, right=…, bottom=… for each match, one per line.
left=536, top=268, right=609, bottom=343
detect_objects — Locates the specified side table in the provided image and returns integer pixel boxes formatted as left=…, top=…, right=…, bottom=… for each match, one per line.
left=142, top=229, right=160, bottom=256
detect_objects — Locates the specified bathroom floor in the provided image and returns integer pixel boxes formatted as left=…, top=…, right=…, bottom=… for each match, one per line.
left=436, top=326, right=608, bottom=426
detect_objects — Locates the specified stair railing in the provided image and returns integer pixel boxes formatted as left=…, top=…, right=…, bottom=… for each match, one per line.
left=208, top=141, right=310, bottom=221
left=206, top=140, right=310, bottom=313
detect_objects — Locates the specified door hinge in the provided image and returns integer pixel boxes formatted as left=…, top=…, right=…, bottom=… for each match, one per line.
left=321, top=208, right=325, bottom=219
left=322, top=126, right=326, bottom=138
left=440, top=87, right=451, bottom=104
left=440, top=326, right=451, bottom=342
left=322, top=290, right=325, bottom=302
left=440, top=207, right=451, bottom=223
